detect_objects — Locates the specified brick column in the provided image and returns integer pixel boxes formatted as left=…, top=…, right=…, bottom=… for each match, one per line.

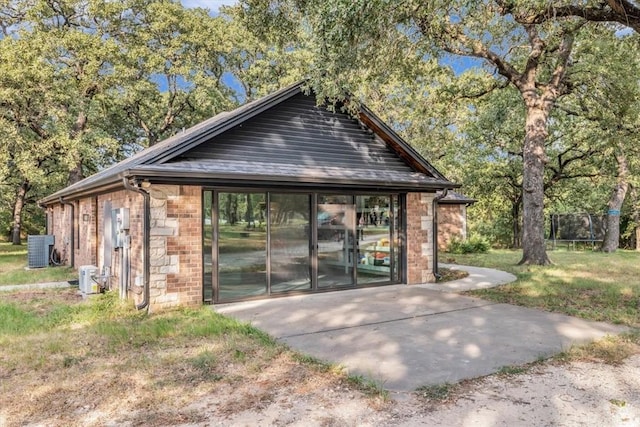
left=148, top=185, right=202, bottom=309
left=406, top=192, right=436, bottom=284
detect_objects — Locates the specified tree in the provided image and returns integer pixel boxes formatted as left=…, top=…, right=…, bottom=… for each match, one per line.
left=0, top=0, right=239, bottom=243
left=556, top=26, right=640, bottom=252
left=523, top=1, right=640, bottom=33
left=241, top=0, right=593, bottom=264
left=220, top=5, right=312, bottom=102
left=105, top=0, right=235, bottom=146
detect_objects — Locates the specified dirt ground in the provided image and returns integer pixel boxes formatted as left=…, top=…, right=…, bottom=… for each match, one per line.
left=4, top=348, right=638, bottom=426
left=210, top=355, right=640, bottom=427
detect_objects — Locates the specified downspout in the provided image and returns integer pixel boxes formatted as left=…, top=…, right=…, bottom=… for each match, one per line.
left=122, top=177, right=150, bottom=311
left=59, top=197, right=75, bottom=268
left=432, top=189, right=448, bottom=280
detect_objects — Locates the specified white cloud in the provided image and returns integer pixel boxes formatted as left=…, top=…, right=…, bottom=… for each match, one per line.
left=181, top=0, right=238, bottom=12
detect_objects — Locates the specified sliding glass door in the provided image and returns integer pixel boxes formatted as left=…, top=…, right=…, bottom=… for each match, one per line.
left=203, top=190, right=402, bottom=302
left=217, top=192, right=267, bottom=300
left=317, top=195, right=355, bottom=288
left=270, top=193, right=311, bottom=293
left=356, top=195, right=396, bottom=284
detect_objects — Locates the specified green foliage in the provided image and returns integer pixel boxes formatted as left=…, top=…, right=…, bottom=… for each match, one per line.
left=0, top=303, right=40, bottom=335
left=239, top=0, right=640, bottom=260
left=446, top=236, right=490, bottom=254
left=0, top=0, right=293, bottom=240
left=497, top=364, right=529, bottom=376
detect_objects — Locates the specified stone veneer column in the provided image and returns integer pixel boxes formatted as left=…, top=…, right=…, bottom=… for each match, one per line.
left=406, top=192, right=436, bottom=284
left=149, top=185, right=181, bottom=306
left=147, top=184, right=203, bottom=309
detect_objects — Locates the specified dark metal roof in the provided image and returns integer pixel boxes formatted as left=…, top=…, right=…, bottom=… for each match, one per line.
left=41, top=81, right=456, bottom=204
left=129, top=159, right=453, bottom=190
left=438, top=190, right=476, bottom=205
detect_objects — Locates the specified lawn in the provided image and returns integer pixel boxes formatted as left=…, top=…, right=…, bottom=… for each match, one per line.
left=0, top=242, right=76, bottom=286
left=1, top=246, right=639, bottom=424
left=446, top=249, right=640, bottom=326
left=0, top=290, right=384, bottom=425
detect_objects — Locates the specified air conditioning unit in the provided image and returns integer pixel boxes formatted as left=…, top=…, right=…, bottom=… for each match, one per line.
left=27, top=235, right=55, bottom=268
left=79, top=265, right=100, bottom=294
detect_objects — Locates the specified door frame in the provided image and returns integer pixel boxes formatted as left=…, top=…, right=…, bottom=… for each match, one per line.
left=202, top=188, right=404, bottom=303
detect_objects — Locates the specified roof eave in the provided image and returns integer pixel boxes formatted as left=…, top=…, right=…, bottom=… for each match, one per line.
left=127, top=168, right=459, bottom=192
left=38, top=177, right=125, bottom=206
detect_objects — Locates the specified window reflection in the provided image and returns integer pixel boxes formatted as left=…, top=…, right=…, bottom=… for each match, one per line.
left=356, top=195, right=392, bottom=284
left=218, top=192, right=267, bottom=300
left=270, top=194, right=311, bottom=292
left=204, top=191, right=402, bottom=302
left=317, top=195, right=355, bottom=288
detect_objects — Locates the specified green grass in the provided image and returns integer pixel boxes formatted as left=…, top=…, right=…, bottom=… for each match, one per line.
left=416, top=382, right=456, bottom=402
left=447, top=249, right=640, bottom=326
left=0, top=290, right=280, bottom=368
left=0, top=289, right=375, bottom=424
left=0, top=242, right=76, bottom=286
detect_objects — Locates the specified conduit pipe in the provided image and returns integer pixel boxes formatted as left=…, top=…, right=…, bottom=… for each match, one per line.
left=122, top=177, right=150, bottom=311
left=59, top=197, right=75, bottom=268
left=432, top=189, right=448, bottom=280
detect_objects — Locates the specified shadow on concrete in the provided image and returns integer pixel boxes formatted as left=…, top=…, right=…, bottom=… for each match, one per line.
left=214, top=283, right=627, bottom=392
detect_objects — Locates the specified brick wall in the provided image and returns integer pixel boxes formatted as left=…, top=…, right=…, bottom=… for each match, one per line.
left=149, top=184, right=202, bottom=308
left=75, top=197, right=97, bottom=267
left=437, top=204, right=467, bottom=250
left=95, top=190, right=145, bottom=300
left=406, top=192, right=436, bottom=284
left=48, top=185, right=203, bottom=310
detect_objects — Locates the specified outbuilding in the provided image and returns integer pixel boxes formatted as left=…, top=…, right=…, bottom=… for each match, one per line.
left=437, top=191, right=476, bottom=250
left=40, top=83, right=457, bottom=310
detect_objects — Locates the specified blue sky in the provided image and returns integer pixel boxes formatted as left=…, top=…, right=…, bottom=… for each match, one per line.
left=180, top=0, right=238, bottom=13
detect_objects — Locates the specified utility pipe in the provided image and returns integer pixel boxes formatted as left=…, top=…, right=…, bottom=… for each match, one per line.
left=432, top=189, right=448, bottom=280
left=59, top=197, right=75, bottom=268
left=122, top=177, right=150, bottom=311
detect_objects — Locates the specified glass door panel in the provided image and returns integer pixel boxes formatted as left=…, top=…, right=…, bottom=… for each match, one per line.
left=270, top=193, right=311, bottom=293
left=391, top=195, right=401, bottom=282
left=217, top=192, right=267, bottom=300
left=317, top=195, right=355, bottom=288
left=356, top=195, right=392, bottom=284
left=203, top=191, right=213, bottom=302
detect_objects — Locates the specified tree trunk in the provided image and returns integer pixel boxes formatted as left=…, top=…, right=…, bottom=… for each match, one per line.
left=518, top=105, right=551, bottom=265
left=602, top=149, right=630, bottom=253
left=631, top=185, right=640, bottom=251
left=511, top=197, right=521, bottom=249
left=11, top=180, right=30, bottom=245
left=68, top=162, right=84, bottom=185
left=245, top=194, right=254, bottom=227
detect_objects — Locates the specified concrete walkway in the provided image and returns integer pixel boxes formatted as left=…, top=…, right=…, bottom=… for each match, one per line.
left=423, top=263, right=517, bottom=292
left=0, top=281, right=72, bottom=292
left=215, top=265, right=627, bottom=392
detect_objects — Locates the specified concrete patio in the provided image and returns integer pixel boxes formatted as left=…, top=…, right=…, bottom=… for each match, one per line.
left=214, top=266, right=627, bottom=392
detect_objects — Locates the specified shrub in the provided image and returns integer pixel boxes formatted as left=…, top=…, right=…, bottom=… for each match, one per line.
left=447, top=236, right=490, bottom=254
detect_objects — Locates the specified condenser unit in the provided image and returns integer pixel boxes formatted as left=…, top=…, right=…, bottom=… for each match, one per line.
left=79, top=265, right=100, bottom=294
left=27, top=235, right=55, bottom=268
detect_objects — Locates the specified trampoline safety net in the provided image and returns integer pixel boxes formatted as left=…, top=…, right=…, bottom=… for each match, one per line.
left=548, top=213, right=606, bottom=244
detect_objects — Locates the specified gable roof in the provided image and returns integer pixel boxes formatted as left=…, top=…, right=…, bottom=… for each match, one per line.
left=41, top=82, right=456, bottom=205
left=438, top=190, right=476, bottom=205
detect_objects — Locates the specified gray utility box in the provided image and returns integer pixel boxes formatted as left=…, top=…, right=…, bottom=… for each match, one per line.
left=27, top=235, right=55, bottom=268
